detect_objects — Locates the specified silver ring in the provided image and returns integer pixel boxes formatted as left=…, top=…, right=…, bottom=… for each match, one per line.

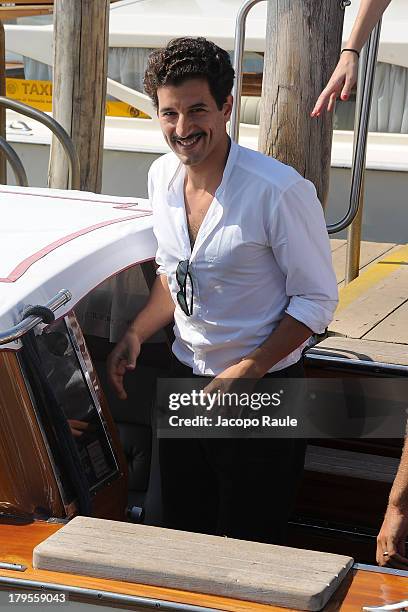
left=383, top=551, right=389, bottom=556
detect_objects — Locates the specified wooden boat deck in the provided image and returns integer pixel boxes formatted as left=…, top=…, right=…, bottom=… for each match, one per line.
left=0, top=521, right=407, bottom=611
left=321, top=239, right=408, bottom=367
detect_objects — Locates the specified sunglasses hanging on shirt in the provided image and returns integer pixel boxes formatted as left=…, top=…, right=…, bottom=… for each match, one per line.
left=176, top=259, right=193, bottom=316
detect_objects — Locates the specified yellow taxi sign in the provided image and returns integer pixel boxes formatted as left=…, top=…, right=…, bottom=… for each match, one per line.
left=105, top=101, right=150, bottom=118
left=5, top=78, right=150, bottom=118
left=6, top=78, right=52, bottom=112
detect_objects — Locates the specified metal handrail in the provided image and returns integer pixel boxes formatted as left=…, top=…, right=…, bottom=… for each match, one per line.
left=230, top=1, right=382, bottom=237
left=0, top=97, right=80, bottom=190
left=0, top=289, right=72, bottom=345
left=229, top=0, right=266, bottom=143
left=0, top=135, right=28, bottom=186
left=327, top=19, right=382, bottom=234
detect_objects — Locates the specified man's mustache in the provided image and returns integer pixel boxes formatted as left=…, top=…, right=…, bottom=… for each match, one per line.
left=171, top=131, right=205, bottom=143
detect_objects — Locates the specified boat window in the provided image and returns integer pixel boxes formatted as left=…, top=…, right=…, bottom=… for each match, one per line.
left=229, top=50, right=264, bottom=73
left=11, top=10, right=407, bottom=134
left=334, top=62, right=408, bottom=133
left=75, top=264, right=166, bottom=344
left=108, top=48, right=264, bottom=95
left=108, top=47, right=155, bottom=96
left=5, top=14, right=52, bottom=81
left=17, top=44, right=264, bottom=117
left=368, top=62, right=408, bottom=133
left=32, top=318, right=120, bottom=493
left=333, top=94, right=357, bottom=132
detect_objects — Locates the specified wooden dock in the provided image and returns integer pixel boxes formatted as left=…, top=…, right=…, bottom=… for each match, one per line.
left=317, top=239, right=408, bottom=367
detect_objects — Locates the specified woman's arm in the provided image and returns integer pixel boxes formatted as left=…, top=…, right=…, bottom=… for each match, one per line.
left=311, top=0, right=392, bottom=117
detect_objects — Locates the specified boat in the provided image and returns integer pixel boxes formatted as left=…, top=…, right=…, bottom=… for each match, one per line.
left=2, top=0, right=408, bottom=244
left=0, top=184, right=407, bottom=611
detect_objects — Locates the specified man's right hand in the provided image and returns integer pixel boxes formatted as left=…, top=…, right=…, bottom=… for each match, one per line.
left=107, top=329, right=141, bottom=400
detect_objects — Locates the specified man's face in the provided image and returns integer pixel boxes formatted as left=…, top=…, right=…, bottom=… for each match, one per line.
left=157, top=78, right=232, bottom=167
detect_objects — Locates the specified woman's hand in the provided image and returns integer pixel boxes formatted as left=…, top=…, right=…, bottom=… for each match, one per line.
left=311, top=51, right=359, bottom=117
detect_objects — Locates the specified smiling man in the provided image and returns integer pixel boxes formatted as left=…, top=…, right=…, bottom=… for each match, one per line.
left=108, top=37, right=338, bottom=544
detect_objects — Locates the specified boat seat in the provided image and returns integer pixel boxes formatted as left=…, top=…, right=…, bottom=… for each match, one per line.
left=305, top=444, right=398, bottom=483
left=239, top=94, right=357, bottom=129
left=93, top=357, right=167, bottom=517
left=240, top=96, right=261, bottom=125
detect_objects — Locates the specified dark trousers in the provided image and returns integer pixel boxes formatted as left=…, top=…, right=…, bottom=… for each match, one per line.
left=159, top=359, right=306, bottom=545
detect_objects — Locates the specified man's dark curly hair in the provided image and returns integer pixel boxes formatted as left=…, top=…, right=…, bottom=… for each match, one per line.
left=144, top=37, right=235, bottom=110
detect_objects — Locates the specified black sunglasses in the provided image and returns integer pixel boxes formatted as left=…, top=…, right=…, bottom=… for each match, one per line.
left=176, top=259, right=193, bottom=316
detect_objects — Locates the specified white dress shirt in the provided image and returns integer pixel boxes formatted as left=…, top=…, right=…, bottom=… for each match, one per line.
left=148, top=140, right=338, bottom=375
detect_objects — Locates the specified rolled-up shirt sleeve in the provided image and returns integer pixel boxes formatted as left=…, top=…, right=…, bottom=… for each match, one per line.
left=148, top=164, right=167, bottom=276
left=269, top=178, right=338, bottom=334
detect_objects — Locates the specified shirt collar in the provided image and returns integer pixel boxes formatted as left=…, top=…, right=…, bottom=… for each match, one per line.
left=216, top=137, right=238, bottom=197
left=167, top=157, right=184, bottom=192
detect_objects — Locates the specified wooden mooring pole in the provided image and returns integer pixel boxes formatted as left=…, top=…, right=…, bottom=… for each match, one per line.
left=258, top=0, right=345, bottom=208
left=49, top=0, right=109, bottom=192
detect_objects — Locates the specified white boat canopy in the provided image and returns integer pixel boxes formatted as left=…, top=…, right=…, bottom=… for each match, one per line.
left=0, top=186, right=155, bottom=347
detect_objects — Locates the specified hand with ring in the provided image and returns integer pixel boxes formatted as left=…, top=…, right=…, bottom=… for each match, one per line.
left=376, top=503, right=408, bottom=568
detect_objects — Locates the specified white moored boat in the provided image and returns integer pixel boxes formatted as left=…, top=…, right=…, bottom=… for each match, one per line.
left=3, top=0, right=408, bottom=243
